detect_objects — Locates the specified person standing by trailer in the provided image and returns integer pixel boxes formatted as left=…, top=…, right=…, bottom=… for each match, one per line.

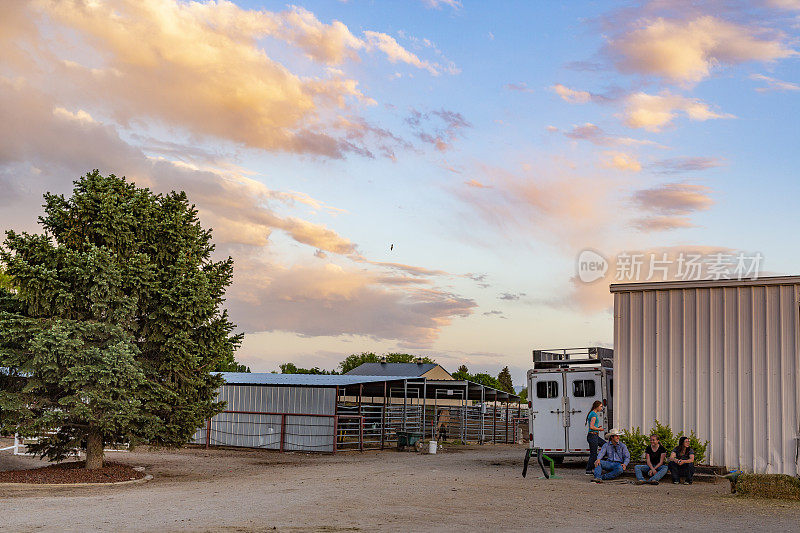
left=591, top=428, right=630, bottom=483
left=668, top=436, right=695, bottom=484
left=585, top=400, right=605, bottom=475
left=634, top=434, right=668, bottom=485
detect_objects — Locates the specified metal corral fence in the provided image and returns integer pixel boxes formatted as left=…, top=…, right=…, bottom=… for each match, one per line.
left=194, top=402, right=529, bottom=452
left=429, top=405, right=528, bottom=444
left=333, top=403, right=528, bottom=450
left=0, top=433, right=129, bottom=456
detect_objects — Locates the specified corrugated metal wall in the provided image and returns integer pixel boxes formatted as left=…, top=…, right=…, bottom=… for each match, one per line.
left=191, top=385, right=336, bottom=452
left=614, top=282, right=800, bottom=474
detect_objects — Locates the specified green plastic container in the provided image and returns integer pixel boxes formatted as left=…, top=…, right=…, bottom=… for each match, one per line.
left=396, top=431, right=422, bottom=450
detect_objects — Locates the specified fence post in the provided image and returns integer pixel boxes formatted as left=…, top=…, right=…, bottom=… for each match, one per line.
left=381, top=381, right=387, bottom=450
left=505, top=402, right=510, bottom=443
left=493, top=405, right=497, bottom=444
left=14, top=433, right=20, bottom=455
left=332, top=415, right=338, bottom=455
left=205, top=418, right=211, bottom=449
left=280, top=413, right=286, bottom=453
left=359, top=416, right=364, bottom=452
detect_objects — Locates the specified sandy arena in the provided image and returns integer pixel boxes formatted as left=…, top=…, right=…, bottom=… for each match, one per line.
left=2, top=441, right=799, bottom=532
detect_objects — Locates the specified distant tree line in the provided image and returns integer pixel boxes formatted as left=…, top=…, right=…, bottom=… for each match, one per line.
left=278, top=353, right=518, bottom=394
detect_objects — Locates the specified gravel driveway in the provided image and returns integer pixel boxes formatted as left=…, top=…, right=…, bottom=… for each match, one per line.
left=2, top=441, right=799, bottom=532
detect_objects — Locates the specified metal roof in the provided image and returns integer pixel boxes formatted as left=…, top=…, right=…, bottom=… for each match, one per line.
left=610, top=275, right=800, bottom=292
left=216, top=373, right=519, bottom=401
left=216, top=372, right=421, bottom=387
left=424, top=379, right=519, bottom=401
left=345, top=362, right=440, bottom=377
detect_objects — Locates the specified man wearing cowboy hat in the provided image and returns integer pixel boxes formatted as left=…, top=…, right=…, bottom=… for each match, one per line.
left=591, top=428, right=630, bottom=483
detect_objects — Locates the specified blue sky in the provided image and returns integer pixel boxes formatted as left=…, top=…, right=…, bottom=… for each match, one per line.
left=1, top=0, right=798, bottom=385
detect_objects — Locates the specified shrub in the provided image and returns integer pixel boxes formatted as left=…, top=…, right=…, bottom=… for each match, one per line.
left=652, top=420, right=677, bottom=452
left=620, top=426, right=647, bottom=461
left=623, top=421, right=710, bottom=464
left=682, top=429, right=709, bottom=464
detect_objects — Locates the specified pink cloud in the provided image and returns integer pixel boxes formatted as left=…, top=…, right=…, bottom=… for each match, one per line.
left=227, top=261, right=475, bottom=346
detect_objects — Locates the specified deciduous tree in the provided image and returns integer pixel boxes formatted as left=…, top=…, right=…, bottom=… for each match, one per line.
left=338, top=352, right=434, bottom=374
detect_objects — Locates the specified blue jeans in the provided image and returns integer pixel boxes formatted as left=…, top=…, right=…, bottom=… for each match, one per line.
left=634, top=464, right=668, bottom=482
left=593, top=460, right=624, bottom=480
left=586, top=433, right=605, bottom=473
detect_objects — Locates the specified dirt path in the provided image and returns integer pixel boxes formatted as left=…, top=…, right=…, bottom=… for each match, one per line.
left=2, top=443, right=799, bottom=532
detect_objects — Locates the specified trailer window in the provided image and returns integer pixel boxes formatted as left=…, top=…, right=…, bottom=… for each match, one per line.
left=573, top=379, right=596, bottom=397
left=536, top=381, right=559, bottom=398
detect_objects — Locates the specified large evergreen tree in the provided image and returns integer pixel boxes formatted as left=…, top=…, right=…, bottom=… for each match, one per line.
left=497, top=366, right=514, bottom=394
left=0, top=265, right=14, bottom=290
left=452, top=364, right=470, bottom=380
left=0, top=171, right=242, bottom=469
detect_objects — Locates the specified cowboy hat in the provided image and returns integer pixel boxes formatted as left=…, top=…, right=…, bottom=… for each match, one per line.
left=606, top=428, right=623, bottom=437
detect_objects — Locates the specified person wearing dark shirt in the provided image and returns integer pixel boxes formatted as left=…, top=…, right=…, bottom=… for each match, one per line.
left=668, top=436, right=695, bottom=484
left=634, top=434, right=668, bottom=485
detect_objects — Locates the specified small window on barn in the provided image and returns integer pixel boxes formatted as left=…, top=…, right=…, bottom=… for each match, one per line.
left=573, top=380, right=596, bottom=398
left=536, top=381, right=559, bottom=399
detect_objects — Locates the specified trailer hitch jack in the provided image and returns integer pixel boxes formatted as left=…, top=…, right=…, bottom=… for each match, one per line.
left=522, top=448, right=560, bottom=479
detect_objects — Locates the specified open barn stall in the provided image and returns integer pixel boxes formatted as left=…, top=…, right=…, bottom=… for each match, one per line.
left=192, top=373, right=523, bottom=453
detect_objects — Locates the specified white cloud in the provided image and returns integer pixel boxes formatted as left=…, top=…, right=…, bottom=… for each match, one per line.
left=364, top=31, right=440, bottom=75
left=622, top=91, right=734, bottom=131
left=552, top=84, right=593, bottom=104
left=750, top=73, right=800, bottom=92
left=52, top=107, right=97, bottom=125
left=608, top=15, right=796, bottom=84
left=602, top=151, right=641, bottom=172
left=564, top=123, right=663, bottom=147
left=423, top=0, right=462, bottom=10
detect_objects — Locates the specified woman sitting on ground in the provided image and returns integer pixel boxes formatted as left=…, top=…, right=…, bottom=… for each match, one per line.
left=634, top=434, right=668, bottom=485
left=668, top=436, right=695, bottom=484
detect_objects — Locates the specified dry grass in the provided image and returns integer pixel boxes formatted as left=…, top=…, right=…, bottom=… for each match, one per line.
left=737, top=474, right=800, bottom=500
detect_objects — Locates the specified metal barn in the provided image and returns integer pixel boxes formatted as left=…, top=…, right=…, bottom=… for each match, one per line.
left=611, top=276, right=800, bottom=475
left=192, top=373, right=523, bottom=453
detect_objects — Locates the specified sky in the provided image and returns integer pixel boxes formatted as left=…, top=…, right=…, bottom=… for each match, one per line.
left=1, top=0, right=799, bottom=386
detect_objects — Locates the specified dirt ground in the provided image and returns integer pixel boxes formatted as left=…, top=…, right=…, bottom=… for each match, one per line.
left=2, top=439, right=799, bottom=533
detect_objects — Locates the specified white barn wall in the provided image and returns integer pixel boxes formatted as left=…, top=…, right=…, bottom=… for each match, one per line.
left=612, top=278, right=800, bottom=475
left=191, top=384, right=337, bottom=452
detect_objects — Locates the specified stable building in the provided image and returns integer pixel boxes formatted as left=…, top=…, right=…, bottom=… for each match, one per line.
left=192, top=371, right=522, bottom=453
left=611, top=276, right=800, bottom=475
left=345, top=362, right=453, bottom=380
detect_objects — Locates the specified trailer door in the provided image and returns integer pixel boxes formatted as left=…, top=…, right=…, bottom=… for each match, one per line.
left=565, top=370, right=602, bottom=454
left=529, top=371, right=566, bottom=453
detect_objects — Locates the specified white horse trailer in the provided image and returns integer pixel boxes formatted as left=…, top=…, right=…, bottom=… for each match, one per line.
left=526, top=347, right=613, bottom=462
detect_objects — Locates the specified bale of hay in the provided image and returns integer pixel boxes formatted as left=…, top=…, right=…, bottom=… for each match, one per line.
left=736, top=474, right=800, bottom=500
